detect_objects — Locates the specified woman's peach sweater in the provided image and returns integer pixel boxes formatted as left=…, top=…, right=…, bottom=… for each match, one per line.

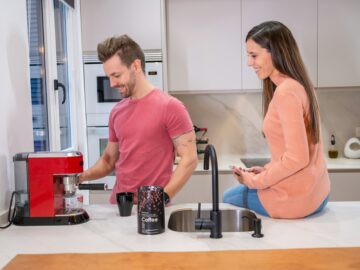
left=242, top=78, right=330, bottom=218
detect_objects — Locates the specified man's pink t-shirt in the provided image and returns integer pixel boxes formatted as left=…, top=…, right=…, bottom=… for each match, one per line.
left=108, top=89, right=193, bottom=204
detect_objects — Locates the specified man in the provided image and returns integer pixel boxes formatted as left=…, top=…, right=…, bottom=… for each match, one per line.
left=79, top=35, right=198, bottom=204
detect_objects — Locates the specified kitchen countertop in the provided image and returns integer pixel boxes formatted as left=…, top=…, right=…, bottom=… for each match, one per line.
left=192, top=154, right=360, bottom=174
left=1, top=201, right=360, bottom=268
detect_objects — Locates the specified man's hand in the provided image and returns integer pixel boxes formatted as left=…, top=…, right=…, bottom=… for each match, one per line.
left=78, top=171, right=88, bottom=184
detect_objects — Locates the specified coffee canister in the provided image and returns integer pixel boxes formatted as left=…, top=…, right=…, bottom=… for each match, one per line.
left=137, top=186, right=165, bottom=235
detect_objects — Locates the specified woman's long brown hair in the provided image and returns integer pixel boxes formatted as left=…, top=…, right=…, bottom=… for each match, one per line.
left=246, top=21, right=320, bottom=143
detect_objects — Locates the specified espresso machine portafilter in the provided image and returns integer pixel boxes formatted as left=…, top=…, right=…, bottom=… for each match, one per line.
left=13, top=151, right=107, bottom=226
left=56, top=174, right=107, bottom=211
left=60, top=174, right=108, bottom=196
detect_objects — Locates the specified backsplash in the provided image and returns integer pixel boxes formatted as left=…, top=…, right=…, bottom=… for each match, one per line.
left=173, top=87, right=360, bottom=157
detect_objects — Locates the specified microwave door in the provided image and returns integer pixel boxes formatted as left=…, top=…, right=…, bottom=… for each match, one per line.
left=86, top=127, right=116, bottom=188
left=84, top=64, right=116, bottom=117
left=97, top=77, right=123, bottom=102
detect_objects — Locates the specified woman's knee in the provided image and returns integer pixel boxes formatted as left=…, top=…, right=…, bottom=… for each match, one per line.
left=222, top=188, right=233, bottom=203
left=222, top=186, right=246, bottom=207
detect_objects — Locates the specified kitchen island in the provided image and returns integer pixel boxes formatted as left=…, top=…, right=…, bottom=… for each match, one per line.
left=1, top=202, right=360, bottom=269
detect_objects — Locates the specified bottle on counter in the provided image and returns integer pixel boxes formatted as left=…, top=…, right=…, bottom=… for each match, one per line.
left=328, top=134, right=339, bottom=159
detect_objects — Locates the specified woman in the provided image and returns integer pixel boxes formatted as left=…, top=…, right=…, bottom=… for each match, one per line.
left=223, top=21, right=330, bottom=219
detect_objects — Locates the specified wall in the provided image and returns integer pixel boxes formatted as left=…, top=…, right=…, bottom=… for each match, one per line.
left=174, top=91, right=267, bottom=157
left=0, top=1, right=33, bottom=225
left=174, top=88, right=360, bottom=158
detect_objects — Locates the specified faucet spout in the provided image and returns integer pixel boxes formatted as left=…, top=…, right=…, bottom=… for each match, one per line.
left=195, top=144, right=222, bottom=238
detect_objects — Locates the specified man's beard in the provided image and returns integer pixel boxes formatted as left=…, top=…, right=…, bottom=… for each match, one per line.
left=120, top=73, right=136, bottom=98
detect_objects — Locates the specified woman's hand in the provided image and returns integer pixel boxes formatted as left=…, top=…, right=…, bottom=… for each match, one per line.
left=231, top=166, right=246, bottom=184
left=247, top=166, right=265, bottom=174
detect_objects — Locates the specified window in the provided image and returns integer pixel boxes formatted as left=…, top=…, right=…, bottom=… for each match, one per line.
left=54, top=0, right=73, bottom=149
left=26, top=0, right=50, bottom=151
left=26, top=0, right=80, bottom=151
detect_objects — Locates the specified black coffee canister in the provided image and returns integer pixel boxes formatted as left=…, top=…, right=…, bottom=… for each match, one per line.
left=137, top=186, right=165, bottom=235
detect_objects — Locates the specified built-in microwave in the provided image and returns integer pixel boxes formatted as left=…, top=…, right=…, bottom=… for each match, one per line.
left=84, top=61, right=163, bottom=127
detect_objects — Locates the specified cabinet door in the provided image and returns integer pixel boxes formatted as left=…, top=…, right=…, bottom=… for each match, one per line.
left=328, top=172, right=360, bottom=201
left=80, top=0, right=162, bottom=51
left=241, top=0, right=317, bottom=90
left=167, top=0, right=242, bottom=92
left=318, top=0, right=360, bottom=87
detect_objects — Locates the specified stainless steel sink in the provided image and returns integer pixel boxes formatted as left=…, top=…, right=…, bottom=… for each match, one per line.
left=240, top=158, right=270, bottom=168
left=168, top=208, right=257, bottom=232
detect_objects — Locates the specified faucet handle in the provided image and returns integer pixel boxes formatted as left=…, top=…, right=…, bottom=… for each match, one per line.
left=252, top=218, right=264, bottom=238
left=197, top=202, right=201, bottom=219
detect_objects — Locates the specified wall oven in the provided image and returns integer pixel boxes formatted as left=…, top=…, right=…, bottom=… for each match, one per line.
left=86, top=126, right=116, bottom=187
left=83, top=51, right=163, bottom=189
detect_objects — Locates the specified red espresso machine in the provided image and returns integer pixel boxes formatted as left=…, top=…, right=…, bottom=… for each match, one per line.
left=13, top=151, right=105, bottom=226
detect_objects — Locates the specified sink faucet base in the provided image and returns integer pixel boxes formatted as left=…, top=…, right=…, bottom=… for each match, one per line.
left=210, top=211, right=222, bottom=238
left=195, top=210, right=222, bottom=239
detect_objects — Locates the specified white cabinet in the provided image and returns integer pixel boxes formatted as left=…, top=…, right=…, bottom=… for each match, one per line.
left=318, top=0, right=360, bottom=87
left=166, top=0, right=242, bottom=92
left=328, top=172, right=360, bottom=201
left=172, top=174, right=238, bottom=204
left=80, top=0, right=162, bottom=51
left=241, top=0, right=318, bottom=90
left=166, top=0, right=318, bottom=92
left=88, top=173, right=238, bottom=204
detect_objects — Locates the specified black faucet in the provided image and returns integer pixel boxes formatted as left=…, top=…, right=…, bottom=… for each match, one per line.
left=195, top=144, right=222, bottom=238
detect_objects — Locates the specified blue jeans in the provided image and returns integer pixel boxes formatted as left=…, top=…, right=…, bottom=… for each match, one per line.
left=222, top=184, right=329, bottom=218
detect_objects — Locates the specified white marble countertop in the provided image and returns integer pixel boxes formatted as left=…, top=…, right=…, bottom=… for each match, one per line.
left=191, top=155, right=360, bottom=174
left=325, top=157, right=360, bottom=171
left=1, top=202, right=360, bottom=268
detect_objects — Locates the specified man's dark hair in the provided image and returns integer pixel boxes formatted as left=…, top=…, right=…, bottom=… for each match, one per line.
left=97, top=35, right=145, bottom=73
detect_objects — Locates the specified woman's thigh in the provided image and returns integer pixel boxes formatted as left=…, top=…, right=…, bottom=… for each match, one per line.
left=307, top=195, right=329, bottom=216
left=223, top=185, right=269, bottom=216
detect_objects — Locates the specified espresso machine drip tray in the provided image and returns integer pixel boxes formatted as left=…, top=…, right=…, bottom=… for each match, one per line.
left=14, top=208, right=89, bottom=226
left=56, top=208, right=88, bottom=217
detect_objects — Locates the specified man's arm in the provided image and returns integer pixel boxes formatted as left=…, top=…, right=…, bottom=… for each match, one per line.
left=78, top=141, right=119, bottom=183
left=164, top=130, right=198, bottom=199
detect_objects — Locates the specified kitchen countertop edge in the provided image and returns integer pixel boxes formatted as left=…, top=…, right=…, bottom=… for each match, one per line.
left=188, top=155, right=360, bottom=173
